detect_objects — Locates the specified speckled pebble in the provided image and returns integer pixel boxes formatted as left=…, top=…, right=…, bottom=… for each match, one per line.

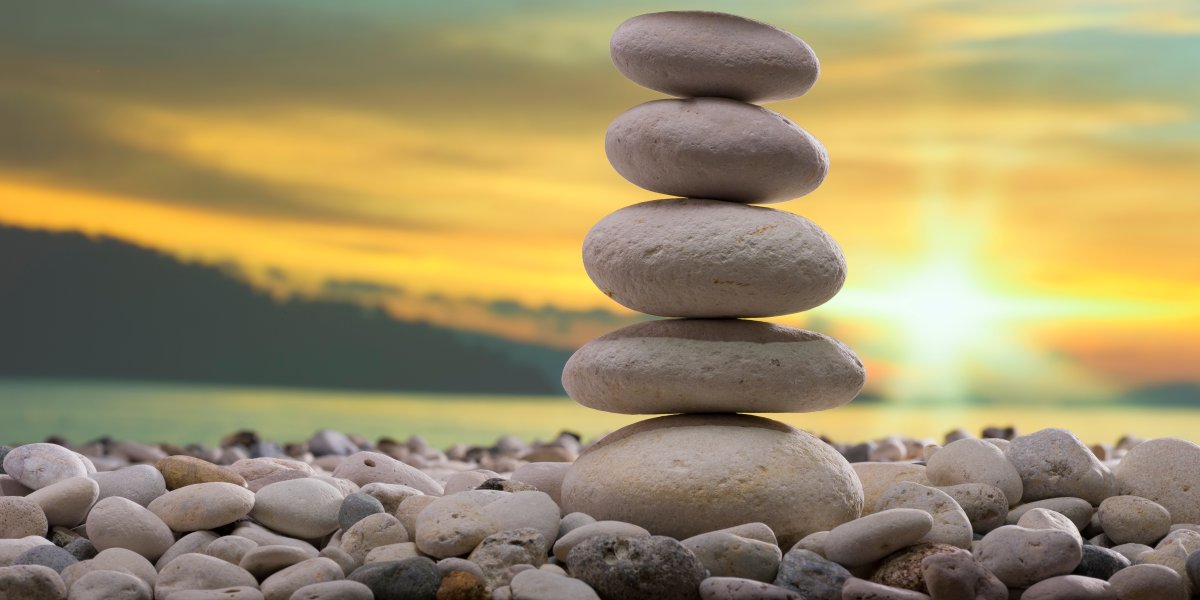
left=773, top=549, right=850, bottom=600
left=975, top=525, right=1083, bottom=588
left=567, top=535, right=707, bottom=600
left=936, top=483, right=1008, bottom=533
left=0, top=564, right=67, bottom=599
left=1098, top=495, right=1171, bottom=546
left=877, top=482, right=972, bottom=549
left=0, top=496, right=49, bottom=538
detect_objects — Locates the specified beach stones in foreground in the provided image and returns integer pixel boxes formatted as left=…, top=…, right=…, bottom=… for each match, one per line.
left=611, top=11, right=820, bottom=103
left=606, top=98, right=828, bottom=204
left=2, top=442, right=89, bottom=490
left=583, top=199, right=846, bottom=318
left=1115, top=437, right=1200, bottom=524
left=561, top=413, right=862, bottom=547
left=563, top=319, right=863, bottom=414
left=566, top=534, right=707, bottom=600
left=1005, top=428, right=1115, bottom=505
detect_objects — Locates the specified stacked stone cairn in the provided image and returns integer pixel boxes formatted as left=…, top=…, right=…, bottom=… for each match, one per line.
left=560, top=11, right=868, bottom=549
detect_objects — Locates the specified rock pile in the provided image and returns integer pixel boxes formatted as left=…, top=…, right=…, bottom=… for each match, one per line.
left=560, top=10, right=866, bottom=547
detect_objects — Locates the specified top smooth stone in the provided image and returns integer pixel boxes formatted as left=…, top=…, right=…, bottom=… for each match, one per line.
left=611, top=11, right=820, bottom=103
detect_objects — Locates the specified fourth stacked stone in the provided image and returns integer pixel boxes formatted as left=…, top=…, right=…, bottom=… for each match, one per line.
left=560, top=11, right=867, bottom=549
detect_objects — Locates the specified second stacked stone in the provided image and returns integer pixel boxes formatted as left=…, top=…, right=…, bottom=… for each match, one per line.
left=559, top=11, right=868, bottom=549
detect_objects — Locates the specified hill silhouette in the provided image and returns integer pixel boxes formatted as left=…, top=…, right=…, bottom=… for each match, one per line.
left=0, top=226, right=570, bottom=394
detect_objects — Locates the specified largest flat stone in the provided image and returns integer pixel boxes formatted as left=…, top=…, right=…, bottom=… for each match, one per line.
left=611, top=11, right=820, bottom=103
left=605, top=98, right=828, bottom=204
left=583, top=199, right=846, bottom=318
left=562, top=319, right=864, bottom=414
left=560, top=414, right=863, bottom=548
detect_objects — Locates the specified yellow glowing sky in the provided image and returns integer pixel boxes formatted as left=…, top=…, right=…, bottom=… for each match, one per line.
left=1, top=0, right=1198, bottom=404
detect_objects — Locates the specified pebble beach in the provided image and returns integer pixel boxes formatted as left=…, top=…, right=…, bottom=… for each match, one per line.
left=1, top=425, right=1199, bottom=599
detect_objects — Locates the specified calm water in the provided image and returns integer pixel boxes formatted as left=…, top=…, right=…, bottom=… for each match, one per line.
left=1, top=378, right=1197, bottom=448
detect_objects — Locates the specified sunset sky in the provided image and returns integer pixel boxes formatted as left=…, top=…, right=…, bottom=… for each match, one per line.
left=2, top=0, right=1198, bottom=405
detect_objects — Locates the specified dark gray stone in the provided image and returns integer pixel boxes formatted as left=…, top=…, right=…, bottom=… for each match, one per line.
left=338, top=492, right=385, bottom=531
left=1072, top=544, right=1129, bottom=580
left=0, top=446, right=10, bottom=474
left=348, top=557, right=440, bottom=600
left=309, top=430, right=359, bottom=457
left=773, top=549, right=850, bottom=600
left=842, top=443, right=872, bottom=464
left=64, top=538, right=97, bottom=561
left=1186, top=549, right=1200, bottom=591
left=14, top=544, right=79, bottom=573
left=566, top=534, right=706, bottom=600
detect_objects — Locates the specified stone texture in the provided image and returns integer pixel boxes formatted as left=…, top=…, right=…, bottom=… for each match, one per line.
left=436, top=570, right=488, bottom=600
left=289, top=580, right=374, bottom=600
left=563, top=319, right=864, bottom=414
left=414, top=491, right=503, bottom=559
left=824, top=509, right=934, bottom=567
left=870, top=544, right=962, bottom=594
left=566, top=534, right=706, bottom=600
left=610, top=11, right=820, bottom=103
left=467, top=528, right=548, bottom=590
left=347, top=557, right=441, bottom=600
left=251, top=478, right=342, bottom=539
left=699, top=577, right=801, bottom=600
left=509, top=568, right=599, bottom=600
left=91, top=465, right=166, bottom=507
left=25, top=477, right=98, bottom=528
left=581, top=199, right=844, bottom=319
left=876, top=482, right=972, bottom=549
left=606, top=99, right=827, bottom=204
left=259, top=557, right=342, bottom=600
left=841, top=578, right=932, bottom=600
left=974, top=525, right=1082, bottom=588
left=920, top=550, right=1006, bottom=600
left=14, top=544, right=77, bottom=573
left=156, top=531, right=220, bottom=571
left=0, top=564, right=67, bottom=599
left=1020, top=574, right=1116, bottom=600
left=358, top=483, right=422, bottom=515
left=509, top=463, right=570, bottom=506
left=926, top=439, right=1023, bottom=507
left=239, top=545, right=312, bottom=581
left=1072, top=544, right=1130, bottom=580
left=773, top=549, right=850, bottom=600
left=155, top=455, right=246, bottom=490
left=331, top=451, right=442, bottom=495
left=1007, top=497, right=1095, bottom=530
left=1098, top=495, right=1171, bottom=545
left=681, top=530, right=781, bottom=582
left=341, top=513, right=409, bottom=563
left=154, top=553, right=258, bottom=600
left=338, top=492, right=384, bottom=531
left=68, top=569, right=152, bottom=600
left=1005, top=429, right=1116, bottom=505
left=2, top=443, right=89, bottom=490
left=1116, top=438, right=1200, bottom=524
left=482, top=491, right=560, bottom=550
left=852, top=464, right=929, bottom=516
left=0, top=496, right=48, bottom=538
left=204, top=536, right=259, bottom=566
left=1109, top=563, right=1188, bottom=600
left=84, top=497, right=174, bottom=562
left=561, top=414, right=862, bottom=548
left=147, top=482, right=254, bottom=531
left=553, top=520, right=650, bottom=562
left=936, top=483, right=1008, bottom=534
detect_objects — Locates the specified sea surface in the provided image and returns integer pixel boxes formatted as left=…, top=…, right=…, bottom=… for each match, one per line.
left=1, top=378, right=1198, bottom=448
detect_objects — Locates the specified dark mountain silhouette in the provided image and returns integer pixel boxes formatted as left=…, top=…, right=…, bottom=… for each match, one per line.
left=1116, top=382, right=1200, bottom=407
left=0, top=225, right=570, bottom=394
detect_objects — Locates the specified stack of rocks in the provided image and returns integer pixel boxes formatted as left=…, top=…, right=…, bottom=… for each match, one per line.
left=559, top=11, right=868, bottom=549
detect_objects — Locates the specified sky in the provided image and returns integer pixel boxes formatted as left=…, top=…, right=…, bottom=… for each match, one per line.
left=2, top=0, right=1198, bottom=405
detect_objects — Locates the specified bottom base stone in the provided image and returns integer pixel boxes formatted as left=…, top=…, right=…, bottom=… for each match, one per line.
left=560, top=413, right=864, bottom=548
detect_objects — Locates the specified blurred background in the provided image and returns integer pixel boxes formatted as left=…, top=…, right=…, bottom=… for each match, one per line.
left=1, top=0, right=1197, bottom=447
